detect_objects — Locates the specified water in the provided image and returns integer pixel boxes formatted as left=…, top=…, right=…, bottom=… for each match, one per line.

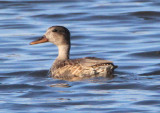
left=1, top=0, right=160, bottom=112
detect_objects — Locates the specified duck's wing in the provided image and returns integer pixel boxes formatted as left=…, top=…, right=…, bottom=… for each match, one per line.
left=54, top=57, right=115, bottom=69
left=59, top=57, right=114, bottom=67
left=78, top=57, right=114, bottom=67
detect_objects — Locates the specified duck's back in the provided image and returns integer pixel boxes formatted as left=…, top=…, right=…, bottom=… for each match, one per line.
left=50, top=57, right=117, bottom=79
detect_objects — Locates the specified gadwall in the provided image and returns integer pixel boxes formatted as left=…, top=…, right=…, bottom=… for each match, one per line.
left=30, top=26, right=117, bottom=80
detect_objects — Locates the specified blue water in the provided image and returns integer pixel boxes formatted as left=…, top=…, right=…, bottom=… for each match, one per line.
left=1, top=0, right=160, bottom=113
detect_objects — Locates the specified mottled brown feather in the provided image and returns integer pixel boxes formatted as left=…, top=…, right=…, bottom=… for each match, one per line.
left=51, top=57, right=117, bottom=79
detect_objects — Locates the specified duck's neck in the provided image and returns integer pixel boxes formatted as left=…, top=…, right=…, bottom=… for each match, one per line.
left=56, top=44, right=70, bottom=61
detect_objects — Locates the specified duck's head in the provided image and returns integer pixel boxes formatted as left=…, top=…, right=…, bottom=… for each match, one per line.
left=30, top=26, right=70, bottom=46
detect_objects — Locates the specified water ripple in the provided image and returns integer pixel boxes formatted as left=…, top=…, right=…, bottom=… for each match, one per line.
left=1, top=0, right=160, bottom=113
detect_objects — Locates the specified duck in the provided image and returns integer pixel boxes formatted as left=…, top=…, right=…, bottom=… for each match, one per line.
left=30, top=26, right=117, bottom=80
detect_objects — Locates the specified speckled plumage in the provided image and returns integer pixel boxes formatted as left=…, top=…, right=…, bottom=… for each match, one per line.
left=51, top=57, right=117, bottom=79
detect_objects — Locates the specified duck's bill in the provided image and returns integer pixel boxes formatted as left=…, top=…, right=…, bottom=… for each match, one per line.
left=30, top=36, right=48, bottom=45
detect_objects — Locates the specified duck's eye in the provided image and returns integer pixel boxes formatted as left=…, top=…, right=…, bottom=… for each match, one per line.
left=52, top=29, right=58, bottom=32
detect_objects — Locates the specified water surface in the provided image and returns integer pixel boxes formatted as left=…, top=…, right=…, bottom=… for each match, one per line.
left=1, top=0, right=160, bottom=113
